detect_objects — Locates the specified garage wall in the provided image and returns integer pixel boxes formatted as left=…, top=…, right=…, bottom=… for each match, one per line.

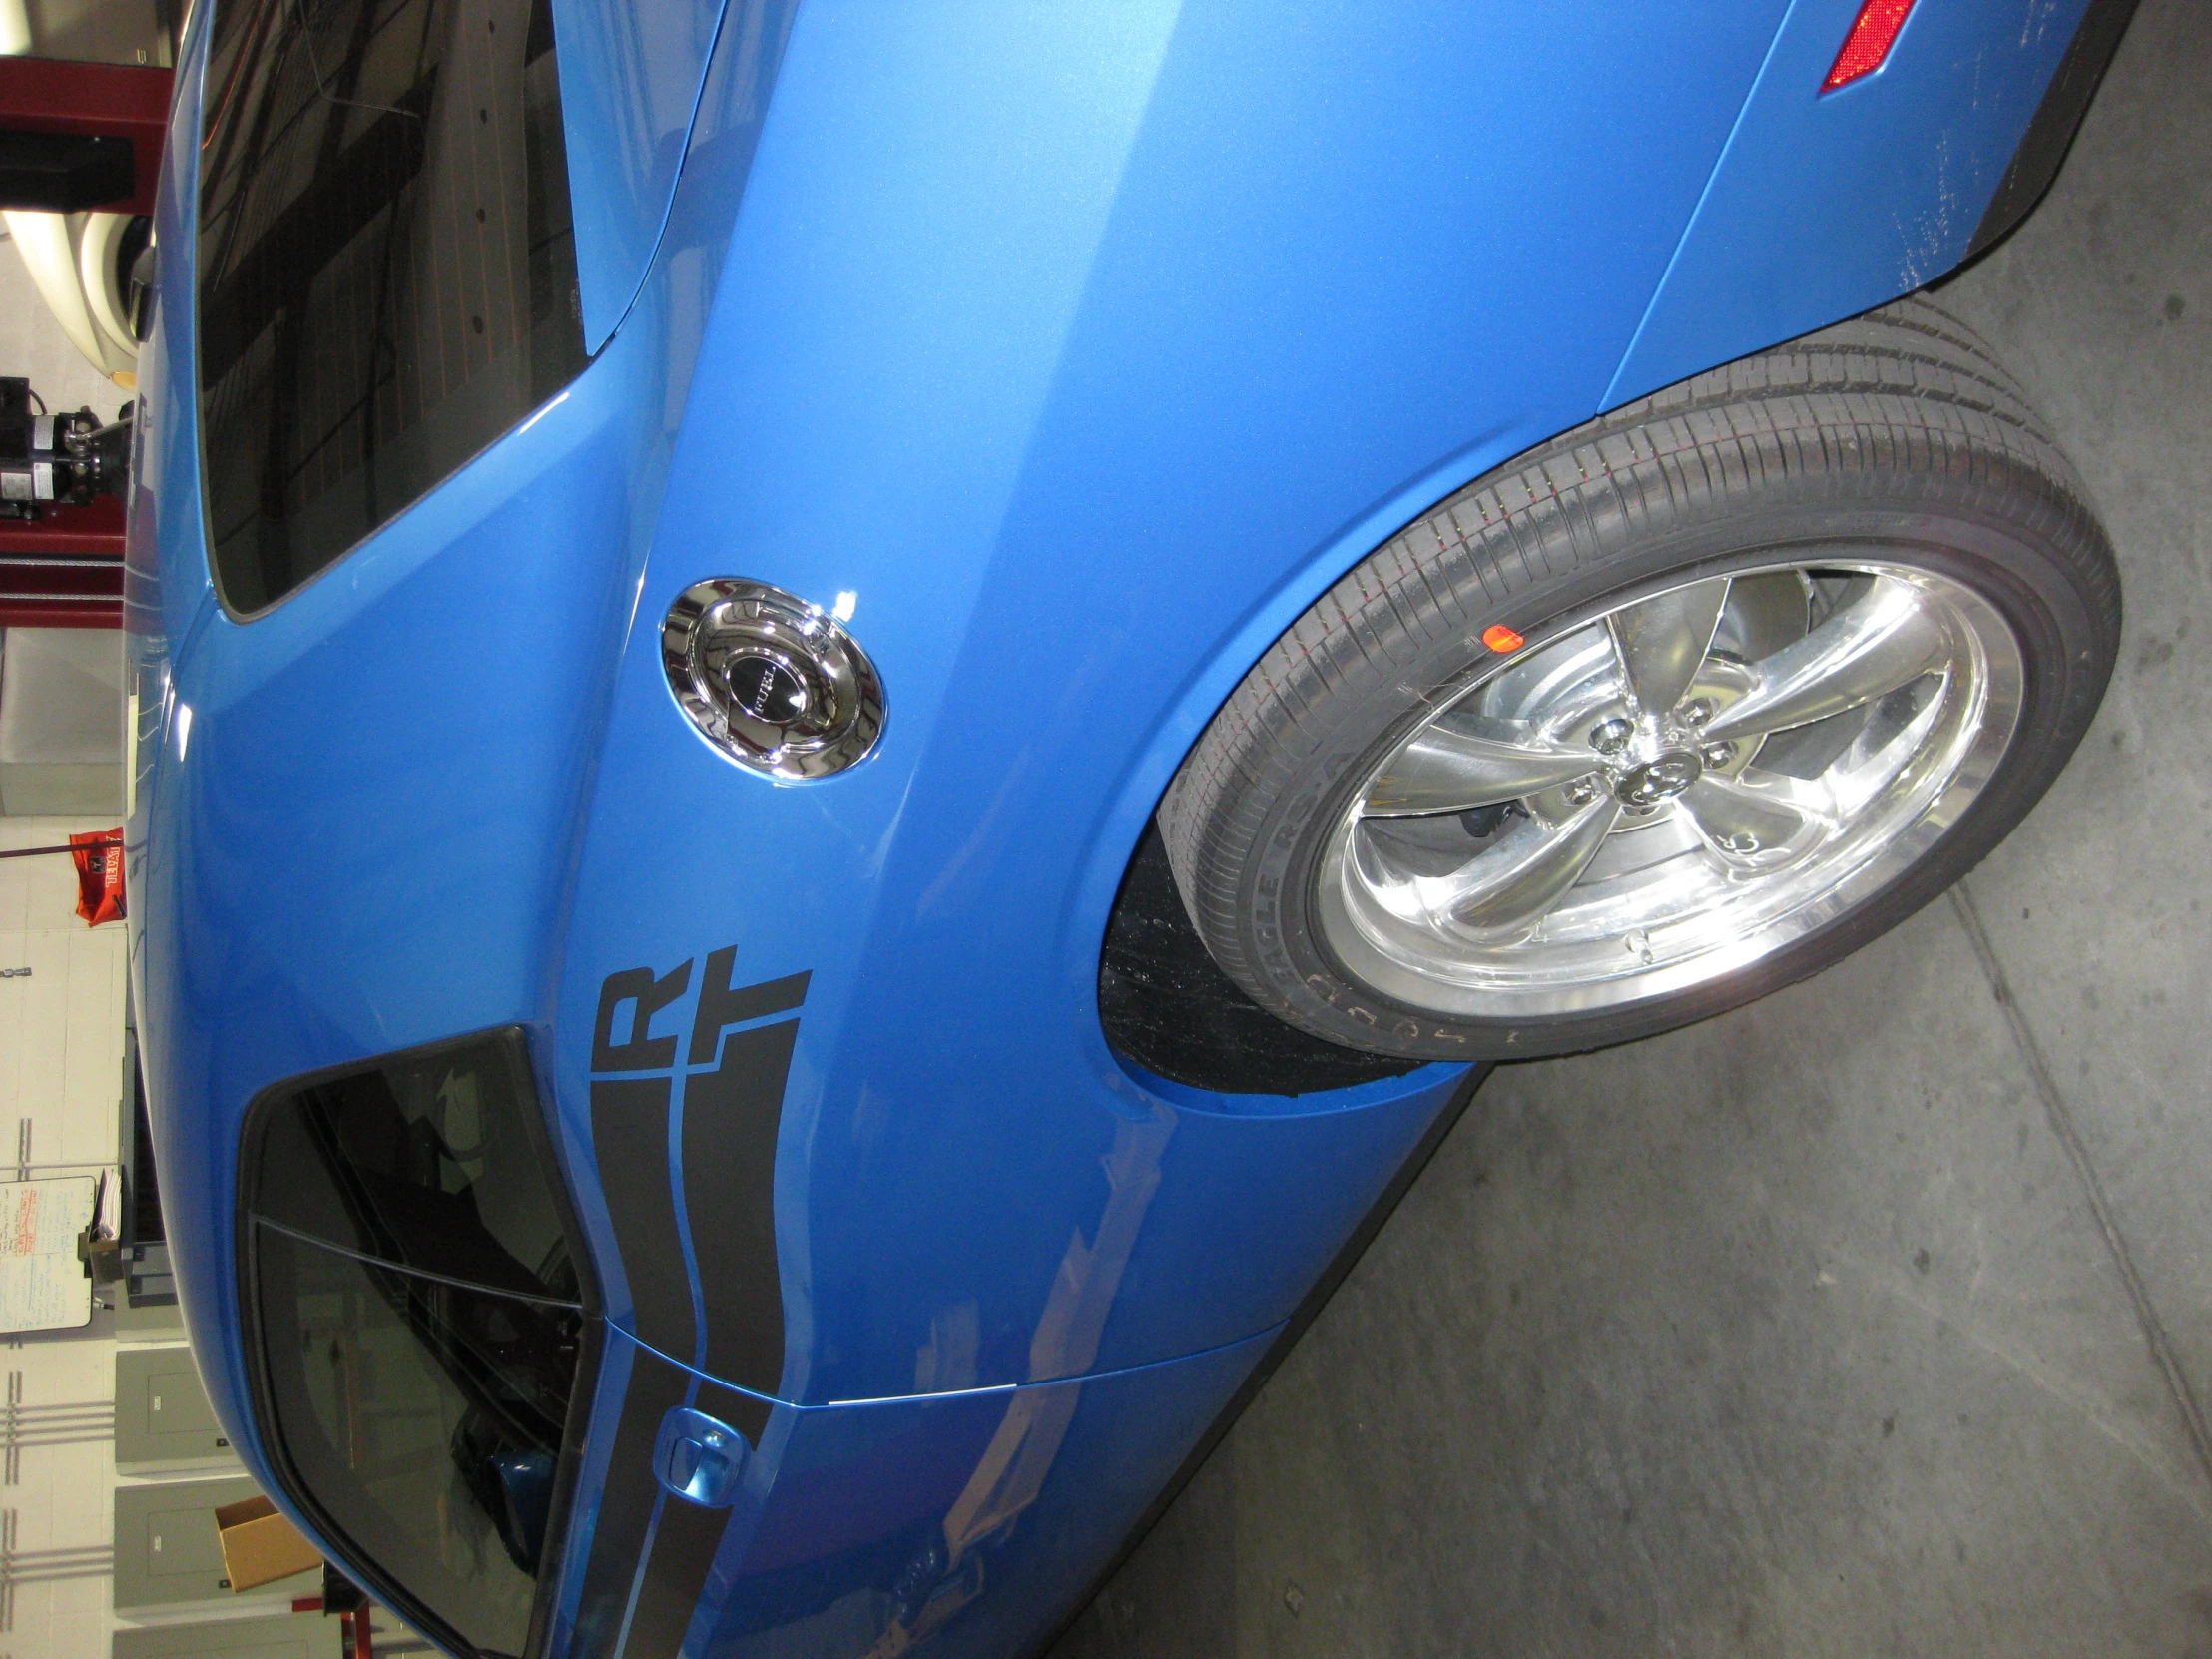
left=0, top=816, right=128, bottom=1656
left=4, top=1328, right=124, bottom=1656
left=0, top=816, right=126, bottom=1175
left=0, top=632, right=128, bottom=818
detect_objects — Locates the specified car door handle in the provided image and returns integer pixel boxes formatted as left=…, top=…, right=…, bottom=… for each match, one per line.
left=653, top=1406, right=748, bottom=1507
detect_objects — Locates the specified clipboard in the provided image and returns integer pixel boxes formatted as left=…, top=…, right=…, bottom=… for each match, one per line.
left=0, top=1177, right=98, bottom=1333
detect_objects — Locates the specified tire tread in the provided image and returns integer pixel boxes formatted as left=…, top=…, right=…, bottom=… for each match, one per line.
left=1160, top=294, right=2119, bottom=1049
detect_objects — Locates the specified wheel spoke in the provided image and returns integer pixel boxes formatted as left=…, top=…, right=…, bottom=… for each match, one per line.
left=1826, top=670, right=1951, bottom=817
left=1702, top=580, right=1949, bottom=743
left=1675, top=773, right=1830, bottom=868
left=1607, top=577, right=1731, bottom=719
left=1322, top=554, right=2022, bottom=1018
left=1441, top=794, right=1622, bottom=941
left=1364, top=721, right=1600, bottom=817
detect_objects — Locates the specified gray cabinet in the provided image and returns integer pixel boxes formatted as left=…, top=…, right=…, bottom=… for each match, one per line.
left=112, top=1611, right=327, bottom=1659
left=112, top=1477, right=320, bottom=1610
left=114, top=1349, right=237, bottom=1472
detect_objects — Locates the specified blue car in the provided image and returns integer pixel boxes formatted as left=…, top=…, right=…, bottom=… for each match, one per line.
left=125, top=0, right=2128, bottom=1653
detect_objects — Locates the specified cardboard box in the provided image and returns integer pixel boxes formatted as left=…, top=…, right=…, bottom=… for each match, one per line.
left=213, top=1495, right=321, bottom=1592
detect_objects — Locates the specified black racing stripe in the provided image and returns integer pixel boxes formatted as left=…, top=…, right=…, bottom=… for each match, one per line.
left=568, top=1348, right=691, bottom=1659
left=623, top=1492, right=736, bottom=1658
left=681, top=1018, right=796, bottom=1398
left=617, top=1376, right=778, bottom=1654
left=695, top=1377, right=774, bottom=1451
left=688, top=948, right=810, bottom=1064
left=591, top=1077, right=696, bottom=1361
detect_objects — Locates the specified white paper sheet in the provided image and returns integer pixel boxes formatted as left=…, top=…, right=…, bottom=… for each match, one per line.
left=0, top=1177, right=97, bottom=1333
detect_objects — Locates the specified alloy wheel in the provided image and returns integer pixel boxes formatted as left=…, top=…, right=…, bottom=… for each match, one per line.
left=1315, top=562, right=2023, bottom=1019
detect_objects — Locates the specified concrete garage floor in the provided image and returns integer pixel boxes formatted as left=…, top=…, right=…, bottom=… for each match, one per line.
left=1050, top=3, right=2212, bottom=1654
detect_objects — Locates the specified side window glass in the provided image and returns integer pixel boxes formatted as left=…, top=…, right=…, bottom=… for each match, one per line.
left=197, top=0, right=590, bottom=614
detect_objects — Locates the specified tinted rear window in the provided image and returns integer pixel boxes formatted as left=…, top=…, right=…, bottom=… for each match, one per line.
left=255, top=1225, right=583, bottom=1657
left=196, top=0, right=588, bottom=615
left=248, top=1029, right=577, bottom=1302
left=240, top=1029, right=593, bottom=1659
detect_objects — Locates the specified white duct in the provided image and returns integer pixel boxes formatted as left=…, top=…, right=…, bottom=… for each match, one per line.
left=2, top=0, right=140, bottom=385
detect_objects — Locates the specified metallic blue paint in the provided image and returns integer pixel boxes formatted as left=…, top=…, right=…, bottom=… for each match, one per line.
left=562, top=1326, right=1274, bottom=1659
left=1608, top=0, right=2091, bottom=404
left=550, top=0, right=773, bottom=352
left=126, top=0, right=2092, bottom=1652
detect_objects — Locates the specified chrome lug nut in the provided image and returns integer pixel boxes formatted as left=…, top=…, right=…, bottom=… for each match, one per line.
left=1565, top=777, right=1598, bottom=806
left=1700, top=740, right=1737, bottom=769
left=1680, top=697, right=1716, bottom=728
left=1588, top=718, right=1632, bottom=755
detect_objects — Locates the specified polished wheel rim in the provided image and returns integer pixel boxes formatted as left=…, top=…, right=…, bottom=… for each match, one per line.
left=1316, top=561, right=2024, bottom=1019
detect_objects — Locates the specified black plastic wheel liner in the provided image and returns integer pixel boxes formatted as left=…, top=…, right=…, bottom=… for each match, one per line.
left=1966, top=0, right=2142, bottom=260
left=1098, top=821, right=1419, bottom=1095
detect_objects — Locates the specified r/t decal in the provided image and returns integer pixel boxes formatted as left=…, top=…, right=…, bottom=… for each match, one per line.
left=592, top=959, right=692, bottom=1071
left=591, top=948, right=811, bottom=1074
left=691, top=946, right=810, bottom=1065
left=588, top=946, right=808, bottom=1401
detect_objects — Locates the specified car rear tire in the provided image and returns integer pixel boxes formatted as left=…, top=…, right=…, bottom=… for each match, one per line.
left=1159, top=296, right=2121, bottom=1061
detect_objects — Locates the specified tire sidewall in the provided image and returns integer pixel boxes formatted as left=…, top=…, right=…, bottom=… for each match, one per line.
left=1234, top=478, right=2113, bottom=1061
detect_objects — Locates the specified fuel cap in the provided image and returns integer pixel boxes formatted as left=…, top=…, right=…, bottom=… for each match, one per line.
left=662, top=579, right=885, bottom=779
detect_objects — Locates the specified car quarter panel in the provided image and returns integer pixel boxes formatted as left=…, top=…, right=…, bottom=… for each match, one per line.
left=131, top=0, right=798, bottom=1460
left=547, top=1325, right=1273, bottom=1659
left=554, top=0, right=1799, bottom=1406
left=1607, top=0, right=2097, bottom=405
left=550, top=0, right=782, bottom=352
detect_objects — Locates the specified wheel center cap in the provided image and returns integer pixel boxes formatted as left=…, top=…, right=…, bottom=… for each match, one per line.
left=1615, top=749, right=1702, bottom=807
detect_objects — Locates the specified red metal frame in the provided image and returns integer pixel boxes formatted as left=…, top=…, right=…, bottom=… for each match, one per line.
left=0, top=56, right=172, bottom=628
left=0, top=57, right=173, bottom=216
left=1, top=498, right=124, bottom=628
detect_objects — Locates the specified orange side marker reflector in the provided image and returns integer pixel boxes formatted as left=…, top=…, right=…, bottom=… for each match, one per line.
left=1824, top=0, right=1917, bottom=90
left=1481, top=624, right=1525, bottom=654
